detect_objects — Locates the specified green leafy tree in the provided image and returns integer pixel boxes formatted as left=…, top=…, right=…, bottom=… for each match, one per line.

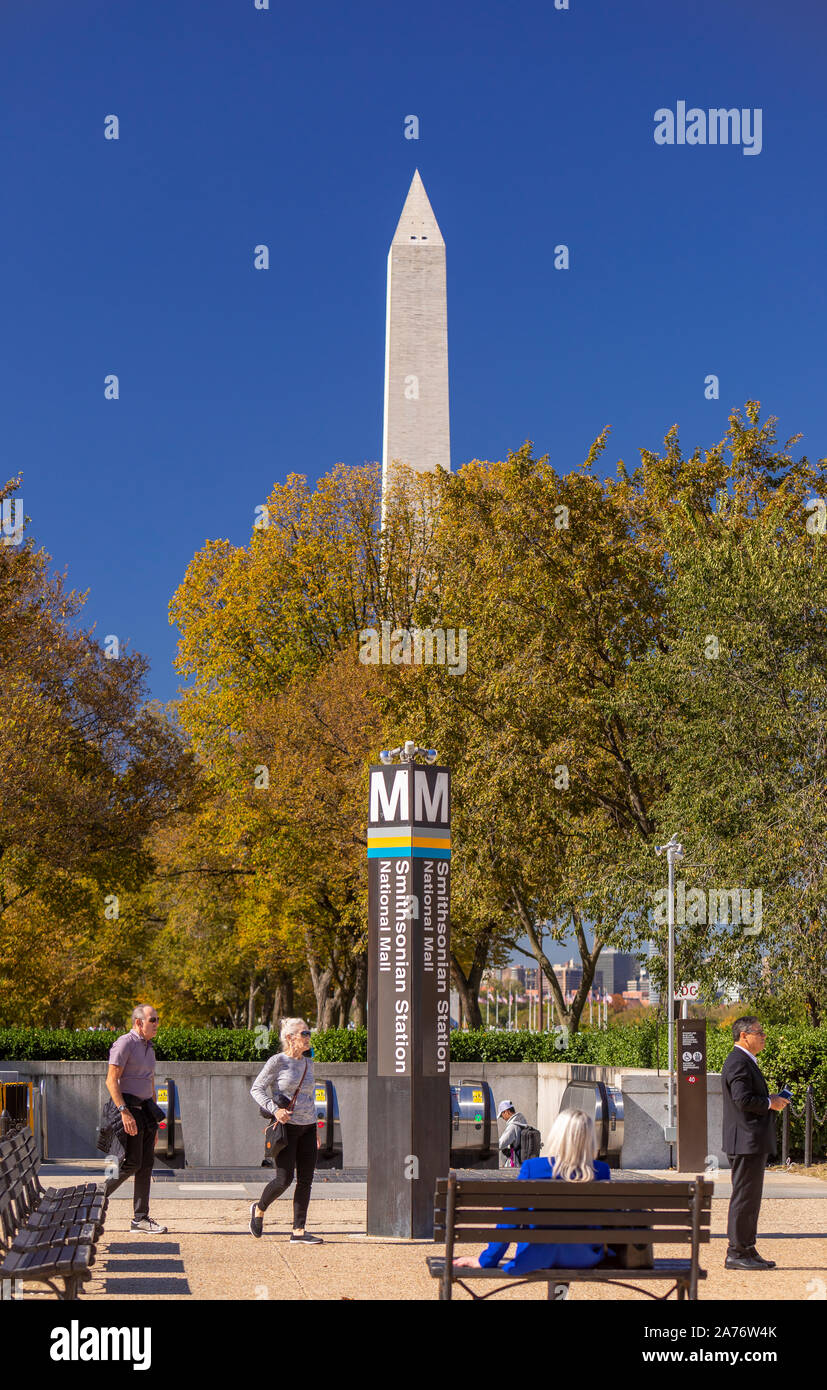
left=617, top=404, right=827, bottom=1022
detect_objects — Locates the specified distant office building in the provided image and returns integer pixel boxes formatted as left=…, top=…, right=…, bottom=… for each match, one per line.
left=595, top=948, right=641, bottom=996
left=554, top=960, right=583, bottom=996
left=636, top=968, right=652, bottom=1004
left=502, top=966, right=526, bottom=987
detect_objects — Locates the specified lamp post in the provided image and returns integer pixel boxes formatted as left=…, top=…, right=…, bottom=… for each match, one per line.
left=655, top=834, right=684, bottom=1152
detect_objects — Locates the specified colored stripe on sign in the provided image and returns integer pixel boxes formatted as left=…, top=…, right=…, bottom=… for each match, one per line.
left=368, top=846, right=451, bottom=859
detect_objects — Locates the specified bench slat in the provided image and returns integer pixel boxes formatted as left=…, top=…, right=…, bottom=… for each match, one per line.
left=435, top=1207, right=709, bottom=1227
left=13, top=1220, right=97, bottom=1252
left=434, top=1180, right=704, bottom=1198
left=437, top=1227, right=701, bottom=1244
left=433, top=1184, right=711, bottom=1206
left=426, top=1255, right=707, bottom=1280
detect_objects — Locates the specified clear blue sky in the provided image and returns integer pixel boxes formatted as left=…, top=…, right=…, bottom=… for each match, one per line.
left=3, top=0, right=826, bottom=725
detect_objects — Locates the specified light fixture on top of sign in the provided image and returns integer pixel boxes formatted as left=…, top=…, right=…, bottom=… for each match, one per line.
left=379, top=742, right=438, bottom=764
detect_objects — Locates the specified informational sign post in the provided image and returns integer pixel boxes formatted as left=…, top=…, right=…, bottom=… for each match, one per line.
left=366, top=756, right=451, bottom=1237
left=677, top=1016, right=708, bottom=1172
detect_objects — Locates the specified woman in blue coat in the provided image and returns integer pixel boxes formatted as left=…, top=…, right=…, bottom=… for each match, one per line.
left=453, top=1109, right=610, bottom=1276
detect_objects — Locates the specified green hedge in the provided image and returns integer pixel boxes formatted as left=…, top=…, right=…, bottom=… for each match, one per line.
left=0, top=1026, right=368, bottom=1063
left=0, top=1027, right=273, bottom=1062
left=2, top=1022, right=825, bottom=1074
left=1, top=1021, right=824, bottom=1091
left=2, top=1023, right=824, bottom=1154
left=2, top=1020, right=822, bottom=1159
left=311, top=1028, right=367, bottom=1062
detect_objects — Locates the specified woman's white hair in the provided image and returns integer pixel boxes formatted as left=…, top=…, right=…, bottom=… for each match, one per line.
left=279, top=1017, right=308, bottom=1044
left=544, top=1109, right=598, bottom=1182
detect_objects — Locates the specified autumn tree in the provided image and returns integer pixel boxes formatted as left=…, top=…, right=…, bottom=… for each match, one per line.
left=0, top=478, right=198, bottom=1025
left=169, top=466, right=440, bottom=1025
left=378, top=438, right=668, bottom=1031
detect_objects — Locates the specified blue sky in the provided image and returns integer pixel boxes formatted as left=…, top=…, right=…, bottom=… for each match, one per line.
left=3, top=0, right=826, bottom=729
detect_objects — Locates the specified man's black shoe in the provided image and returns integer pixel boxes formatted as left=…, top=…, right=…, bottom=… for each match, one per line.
left=724, top=1253, right=765, bottom=1270
left=747, top=1248, right=776, bottom=1268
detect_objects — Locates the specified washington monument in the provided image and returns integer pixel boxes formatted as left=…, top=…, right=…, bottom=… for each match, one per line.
left=381, top=170, right=451, bottom=502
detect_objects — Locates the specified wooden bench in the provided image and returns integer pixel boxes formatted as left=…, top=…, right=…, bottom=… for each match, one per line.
left=427, top=1171, right=712, bottom=1301
left=0, top=1127, right=108, bottom=1300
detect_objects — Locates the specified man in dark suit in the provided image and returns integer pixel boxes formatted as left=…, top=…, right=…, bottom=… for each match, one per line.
left=721, top=1016, right=789, bottom=1271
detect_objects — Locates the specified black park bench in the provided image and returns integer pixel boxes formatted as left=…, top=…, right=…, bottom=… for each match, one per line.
left=0, top=1126, right=109, bottom=1300
left=427, top=1170, right=712, bottom=1301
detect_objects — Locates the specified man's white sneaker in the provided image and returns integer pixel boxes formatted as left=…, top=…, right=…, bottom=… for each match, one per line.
left=130, top=1218, right=168, bottom=1233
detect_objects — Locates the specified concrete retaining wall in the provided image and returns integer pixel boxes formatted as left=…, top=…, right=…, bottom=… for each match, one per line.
left=5, top=1059, right=731, bottom=1169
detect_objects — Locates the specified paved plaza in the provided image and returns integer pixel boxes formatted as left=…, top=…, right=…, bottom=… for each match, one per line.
left=13, top=1165, right=827, bottom=1302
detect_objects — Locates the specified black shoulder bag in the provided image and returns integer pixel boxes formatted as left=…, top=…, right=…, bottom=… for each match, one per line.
left=263, top=1061, right=308, bottom=1166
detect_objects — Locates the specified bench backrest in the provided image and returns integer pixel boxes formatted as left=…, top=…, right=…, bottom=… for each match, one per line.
left=0, top=1128, right=42, bottom=1238
left=0, top=1140, right=26, bottom=1250
left=434, top=1175, right=713, bottom=1247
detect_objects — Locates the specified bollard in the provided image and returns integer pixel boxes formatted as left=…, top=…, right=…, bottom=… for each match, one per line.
left=0, top=1109, right=10, bottom=1138
left=805, top=1086, right=814, bottom=1169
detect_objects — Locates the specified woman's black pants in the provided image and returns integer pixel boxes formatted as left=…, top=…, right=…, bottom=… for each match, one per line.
left=258, top=1123, right=317, bottom=1229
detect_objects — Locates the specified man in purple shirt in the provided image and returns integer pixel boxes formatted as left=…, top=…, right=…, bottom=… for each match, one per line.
left=104, top=1005, right=168, bottom=1233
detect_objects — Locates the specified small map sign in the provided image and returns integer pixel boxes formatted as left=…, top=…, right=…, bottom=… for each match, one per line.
left=677, top=1018, right=708, bottom=1170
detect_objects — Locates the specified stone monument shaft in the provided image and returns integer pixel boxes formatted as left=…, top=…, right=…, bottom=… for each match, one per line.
left=382, top=171, right=451, bottom=501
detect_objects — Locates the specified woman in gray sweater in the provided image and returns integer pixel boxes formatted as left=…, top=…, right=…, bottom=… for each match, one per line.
left=249, top=1017, right=322, bottom=1244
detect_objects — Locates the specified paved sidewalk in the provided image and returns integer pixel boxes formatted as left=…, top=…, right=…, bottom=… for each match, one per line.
left=17, top=1168, right=827, bottom=1301
left=638, top=1168, right=827, bottom=1200
left=41, top=1160, right=827, bottom=1203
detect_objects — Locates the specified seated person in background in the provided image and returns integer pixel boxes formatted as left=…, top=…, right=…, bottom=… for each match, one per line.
left=453, top=1109, right=610, bottom=1275
left=497, top=1099, right=528, bottom=1166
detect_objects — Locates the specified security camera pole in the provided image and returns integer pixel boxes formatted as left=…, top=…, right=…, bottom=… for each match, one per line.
left=366, top=741, right=451, bottom=1237
left=655, top=834, right=684, bottom=1156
